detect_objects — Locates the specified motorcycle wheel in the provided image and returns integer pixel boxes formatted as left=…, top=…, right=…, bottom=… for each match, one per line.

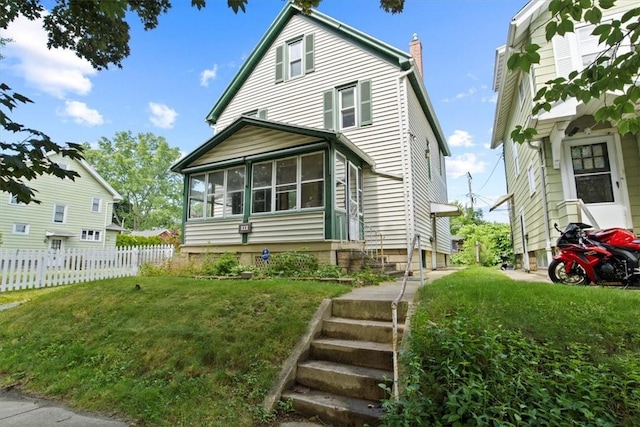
left=548, top=259, right=591, bottom=285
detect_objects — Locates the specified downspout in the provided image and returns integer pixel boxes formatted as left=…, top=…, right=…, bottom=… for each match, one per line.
left=396, top=67, right=414, bottom=253
left=528, top=139, right=552, bottom=265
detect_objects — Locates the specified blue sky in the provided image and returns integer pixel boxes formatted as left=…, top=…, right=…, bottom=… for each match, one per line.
left=1, top=0, right=526, bottom=223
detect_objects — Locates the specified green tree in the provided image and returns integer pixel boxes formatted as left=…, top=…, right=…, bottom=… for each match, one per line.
left=509, top=0, right=640, bottom=140
left=83, top=132, right=182, bottom=231
left=452, top=222, right=512, bottom=267
left=449, top=200, right=484, bottom=236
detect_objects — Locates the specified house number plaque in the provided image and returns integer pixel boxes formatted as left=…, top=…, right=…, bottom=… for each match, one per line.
left=238, top=223, right=252, bottom=234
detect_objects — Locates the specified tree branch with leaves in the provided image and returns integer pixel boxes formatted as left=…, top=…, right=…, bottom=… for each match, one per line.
left=508, top=0, right=640, bottom=142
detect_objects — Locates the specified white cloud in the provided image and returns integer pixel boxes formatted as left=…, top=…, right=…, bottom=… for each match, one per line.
left=482, top=93, right=498, bottom=103
left=3, top=15, right=96, bottom=98
left=58, top=101, right=104, bottom=126
left=200, top=64, right=218, bottom=87
left=448, top=130, right=475, bottom=147
left=446, top=153, right=488, bottom=178
left=149, top=102, right=177, bottom=129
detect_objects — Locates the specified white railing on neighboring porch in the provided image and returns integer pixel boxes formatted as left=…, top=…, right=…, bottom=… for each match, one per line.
left=0, top=245, right=174, bottom=292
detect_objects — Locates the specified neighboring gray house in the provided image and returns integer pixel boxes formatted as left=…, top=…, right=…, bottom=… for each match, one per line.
left=491, top=0, right=640, bottom=271
left=0, top=153, right=123, bottom=250
left=171, top=3, right=455, bottom=271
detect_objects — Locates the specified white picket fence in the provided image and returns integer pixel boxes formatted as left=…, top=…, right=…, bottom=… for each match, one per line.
left=0, top=245, right=174, bottom=292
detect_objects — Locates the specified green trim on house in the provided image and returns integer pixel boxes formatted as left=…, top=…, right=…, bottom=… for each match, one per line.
left=324, top=149, right=333, bottom=239
left=181, top=176, right=188, bottom=245
left=203, top=2, right=414, bottom=126
left=242, top=161, right=252, bottom=244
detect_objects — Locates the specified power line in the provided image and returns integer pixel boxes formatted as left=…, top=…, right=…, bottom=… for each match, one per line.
left=477, top=152, right=503, bottom=193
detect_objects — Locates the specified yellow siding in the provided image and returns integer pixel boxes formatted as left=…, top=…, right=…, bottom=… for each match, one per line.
left=0, top=155, right=119, bottom=249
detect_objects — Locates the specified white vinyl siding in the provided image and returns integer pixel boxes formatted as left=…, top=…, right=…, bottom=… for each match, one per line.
left=528, top=163, right=535, bottom=196
left=208, top=14, right=436, bottom=251
left=247, top=212, right=325, bottom=244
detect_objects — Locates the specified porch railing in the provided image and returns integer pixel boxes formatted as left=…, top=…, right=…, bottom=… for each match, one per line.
left=336, top=215, right=385, bottom=264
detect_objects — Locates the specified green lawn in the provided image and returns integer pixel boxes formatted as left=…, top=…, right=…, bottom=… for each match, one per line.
left=0, top=276, right=350, bottom=426
left=383, top=266, right=640, bottom=426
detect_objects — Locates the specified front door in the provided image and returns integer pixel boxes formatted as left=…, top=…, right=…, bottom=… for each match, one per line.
left=564, top=136, right=630, bottom=229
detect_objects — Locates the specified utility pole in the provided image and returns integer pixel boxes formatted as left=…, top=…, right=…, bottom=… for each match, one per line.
left=467, top=172, right=473, bottom=211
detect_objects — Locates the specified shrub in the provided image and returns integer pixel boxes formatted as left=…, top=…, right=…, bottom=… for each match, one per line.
left=382, top=315, right=639, bottom=426
left=350, top=268, right=390, bottom=287
left=198, top=252, right=239, bottom=276
left=116, top=234, right=163, bottom=247
left=314, top=264, right=344, bottom=278
left=266, top=250, right=318, bottom=277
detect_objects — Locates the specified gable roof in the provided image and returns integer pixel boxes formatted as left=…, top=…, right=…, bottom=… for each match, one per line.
left=49, top=153, right=123, bottom=202
left=203, top=1, right=449, bottom=155
left=171, top=116, right=374, bottom=174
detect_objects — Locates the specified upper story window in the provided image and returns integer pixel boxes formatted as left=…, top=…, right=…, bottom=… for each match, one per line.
left=323, top=80, right=372, bottom=131
left=275, top=33, right=315, bottom=83
left=553, top=17, right=632, bottom=79
left=513, top=140, right=521, bottom=176
left=53, top=204, right=68, bottom=224
left=528, top=164, right=536, bottom=195
left=8, top=194, right=25, bottom=205
left=188, top=166, right=245, bottom=220
left=13, top=223, right=29, bottom=235
left=91, top=197, right=102, bottom=213
left=252, top=152, right=324, bottom=214
left=243, top=109, right=268, bottom=120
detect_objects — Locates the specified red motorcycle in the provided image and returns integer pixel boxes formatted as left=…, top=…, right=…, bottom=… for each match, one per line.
left=548, top=222, right=640, bottom=286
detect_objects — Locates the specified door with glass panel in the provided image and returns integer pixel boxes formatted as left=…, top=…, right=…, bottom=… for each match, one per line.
left=564, top=136, right=630, bottom=229
left=348, top=163, right=361, bottom=241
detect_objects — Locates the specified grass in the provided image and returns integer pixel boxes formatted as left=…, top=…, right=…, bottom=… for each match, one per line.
left=383, top=266, right=640, bottom=426
left=0, top=286, right=66, bottom=305
left=0, top=276, right=350, bottom=426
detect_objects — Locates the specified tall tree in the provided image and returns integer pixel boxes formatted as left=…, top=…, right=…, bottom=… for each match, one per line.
left=83, top=132, right=182, bottom=231
left=509, top=0, right=640, bottom=140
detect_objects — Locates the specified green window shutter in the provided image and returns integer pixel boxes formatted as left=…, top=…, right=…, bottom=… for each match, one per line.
left=323, top=90, right=334, bottom=130
left=359, top=80, right=372, bottom=126
left=257, top=109, right=268, bottom=119
left=304, top=33, right=315, bottom=74
left=275, top=44, right=284, bottom=83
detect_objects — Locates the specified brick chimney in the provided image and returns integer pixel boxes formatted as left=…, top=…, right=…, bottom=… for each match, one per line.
left=409, top=33, right=423, bottom=79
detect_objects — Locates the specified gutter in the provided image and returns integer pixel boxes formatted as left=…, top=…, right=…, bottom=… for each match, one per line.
left=397, top=67, right=415, bottom=250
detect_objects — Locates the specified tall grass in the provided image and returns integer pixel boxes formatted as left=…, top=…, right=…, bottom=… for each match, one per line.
left=0, top=276, right=350, bottom=426
left=384, top=266, right=640, bottom=426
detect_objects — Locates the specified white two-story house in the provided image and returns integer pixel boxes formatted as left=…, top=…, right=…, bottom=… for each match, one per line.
left=0, top=154, right=123, bottom=250
left=491, top=0, right=640, bottom=271
left=171, top=2, right=455, bottom=271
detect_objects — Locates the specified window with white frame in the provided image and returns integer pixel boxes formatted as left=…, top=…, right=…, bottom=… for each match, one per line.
left=53, top=204, right=67, bottom=224
left=288, top=38, right=303, bottom=79
left=251, top=152, right=324, bottom=214
left=188, top=166, right=245, bottom=220
left=81, top=229, right=101, bottom=241
left=323, top=80, right=372, bottom=131
left=9, top=194, right=25, bottom=205
left=275, top=34, right=314, bottom=83
left=518, top=76, right=526, bottom=108
left=339, top=86, right=357, bottom=129
left=12, top=223, right=29, bottom=234
left=528, top=164, right=536, bottom=195
left=91, top=197, right=102, bottom=213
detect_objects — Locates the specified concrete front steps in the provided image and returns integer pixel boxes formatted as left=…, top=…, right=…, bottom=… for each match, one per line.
left=281, top=297, right=408, bottom=426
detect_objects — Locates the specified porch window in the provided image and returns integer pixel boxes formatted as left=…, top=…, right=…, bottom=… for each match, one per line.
left=570, top=143, right=613, bottom=203
left=251, top=152, right=324, bottom=214
left=335, top=153, right=347, bottom=210
left=189, top=166, right=245, bottom=220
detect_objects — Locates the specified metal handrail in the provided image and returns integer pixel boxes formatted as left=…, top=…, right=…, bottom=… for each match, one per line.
left=391, top=234, right=423, bottom=400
